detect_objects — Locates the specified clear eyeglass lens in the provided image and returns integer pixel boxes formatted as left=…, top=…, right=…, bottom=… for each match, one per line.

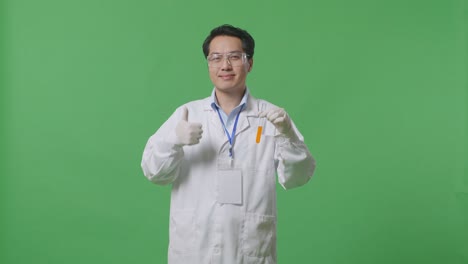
left=207, top=52, right=246, bottom=67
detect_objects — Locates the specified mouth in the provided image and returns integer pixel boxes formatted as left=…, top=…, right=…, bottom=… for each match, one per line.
left=219, top=74, right=235, bottom=80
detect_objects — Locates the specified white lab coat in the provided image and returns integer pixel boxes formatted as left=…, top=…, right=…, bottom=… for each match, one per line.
left=141, top=93, right=316, bottom=264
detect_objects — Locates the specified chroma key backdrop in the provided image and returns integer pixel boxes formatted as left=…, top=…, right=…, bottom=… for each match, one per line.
left=1, top=0, right=466, bottom=263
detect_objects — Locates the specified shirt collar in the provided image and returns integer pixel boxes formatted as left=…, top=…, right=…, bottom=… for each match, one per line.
left=210, top=88, right=249, bottom=111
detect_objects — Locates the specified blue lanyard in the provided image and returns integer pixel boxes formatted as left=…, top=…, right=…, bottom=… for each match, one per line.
left=215, top=104, right=245, bottom=158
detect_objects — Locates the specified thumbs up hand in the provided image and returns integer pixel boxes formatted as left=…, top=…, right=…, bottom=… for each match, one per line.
left=175, top=107, right=203, bottom=146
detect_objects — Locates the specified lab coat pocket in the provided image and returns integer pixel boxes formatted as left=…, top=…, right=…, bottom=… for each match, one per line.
left=169, top=209, right=199, bottom=254
left=242, top=213, right=276, bottom=258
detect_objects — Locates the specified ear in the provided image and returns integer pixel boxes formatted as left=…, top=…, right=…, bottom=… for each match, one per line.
left=247, top=58, right=254, bottom=72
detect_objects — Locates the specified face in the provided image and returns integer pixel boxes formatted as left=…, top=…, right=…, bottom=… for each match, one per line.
left=207, top=36, right=253, bottom=95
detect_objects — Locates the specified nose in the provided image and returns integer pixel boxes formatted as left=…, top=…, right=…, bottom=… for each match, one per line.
left=220, top=57, right=232, bottom=70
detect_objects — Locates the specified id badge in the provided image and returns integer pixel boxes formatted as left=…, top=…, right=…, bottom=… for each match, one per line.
left=217, top=169, right=242, bottom=205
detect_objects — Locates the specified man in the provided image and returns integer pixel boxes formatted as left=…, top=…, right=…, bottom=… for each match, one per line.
left=141, top=24, right=316, bottom=264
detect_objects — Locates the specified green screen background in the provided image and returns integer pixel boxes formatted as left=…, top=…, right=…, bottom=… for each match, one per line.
left=1, top=0, right=467, bottom=263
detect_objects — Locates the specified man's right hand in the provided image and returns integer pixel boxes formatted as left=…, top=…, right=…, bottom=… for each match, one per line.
left=175, top=107, right=203, bottom=146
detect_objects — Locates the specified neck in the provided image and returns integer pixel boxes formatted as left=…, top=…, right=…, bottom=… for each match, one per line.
left=215, top=88, right=246, bottom=115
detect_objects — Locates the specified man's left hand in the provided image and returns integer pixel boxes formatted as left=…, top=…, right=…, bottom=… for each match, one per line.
left=258, top=108, right=292, bottom=135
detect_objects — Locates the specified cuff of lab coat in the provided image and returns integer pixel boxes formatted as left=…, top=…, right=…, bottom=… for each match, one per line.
left=275, top=128, right=300, bottom=145
left=152, top=135, right=184, bottom=158
left=164, top=131, right=185, bottom=148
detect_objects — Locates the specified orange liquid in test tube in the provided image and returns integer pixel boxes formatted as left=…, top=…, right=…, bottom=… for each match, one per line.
left=256, top=126, right=263, bottom=143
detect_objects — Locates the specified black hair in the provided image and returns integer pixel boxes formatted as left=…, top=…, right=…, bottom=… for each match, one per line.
left=202, top=24, right=255, bottom=59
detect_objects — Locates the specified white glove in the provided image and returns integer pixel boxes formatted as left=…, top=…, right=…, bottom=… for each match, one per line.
left=258, top=108, right=292, bottom=135
left=174, top=107, right=203, bottom=146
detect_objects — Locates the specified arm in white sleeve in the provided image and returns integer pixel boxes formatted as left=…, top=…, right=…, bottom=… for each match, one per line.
left=275, top=121, right=316, bottom=190
left=141, top=108, right=185, bottom=185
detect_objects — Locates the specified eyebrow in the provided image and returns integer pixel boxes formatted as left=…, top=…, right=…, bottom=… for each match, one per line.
left=209, top=50, right=243, bottom=55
